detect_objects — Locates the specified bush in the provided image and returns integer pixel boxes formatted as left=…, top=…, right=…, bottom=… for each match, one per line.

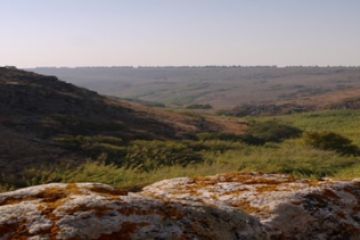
left=54, top=135, right=123, bottom=147
left=304, top=131, right=359, bottom=155
left=54, top=135, right=125, bottom=162
left=124, top=141, right=203, bottom=171
left=247, top=121, right=302, bottom=143
left=186, top=104, right=212, bottom=109
left=55, top=136, right=204, bottom=170
left=197, top=132, right=264, bottom=145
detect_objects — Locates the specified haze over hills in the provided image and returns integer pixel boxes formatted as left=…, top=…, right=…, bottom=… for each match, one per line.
left=30, top=66, right=360, bottom=110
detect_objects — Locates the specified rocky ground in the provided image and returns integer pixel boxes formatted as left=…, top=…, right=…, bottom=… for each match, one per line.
left=0, top=173, right=359, bottom=240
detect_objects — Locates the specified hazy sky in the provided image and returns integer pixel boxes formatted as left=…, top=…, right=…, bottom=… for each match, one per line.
left=1, top=0, right=360, bottom=67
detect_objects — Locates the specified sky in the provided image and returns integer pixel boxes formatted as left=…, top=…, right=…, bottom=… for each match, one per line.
left=1, top=0, right=360, bottom=67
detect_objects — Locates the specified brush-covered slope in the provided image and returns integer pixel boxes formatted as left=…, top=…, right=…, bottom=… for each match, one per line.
left=0, top=67, right=245, bottom=185
left=0, top=67, right=192, bottom=139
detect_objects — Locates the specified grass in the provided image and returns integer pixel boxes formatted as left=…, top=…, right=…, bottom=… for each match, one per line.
left=2, top=109, right=360, bottom=192
left=256, top=110, right=360, bottom=144
left=204, top=139, right=359, bottom=178
left=19, top=140, right=360, bottom=191
left=334, top=163, right=360, bottom=180
left=22, top=161, right=236, bottom=190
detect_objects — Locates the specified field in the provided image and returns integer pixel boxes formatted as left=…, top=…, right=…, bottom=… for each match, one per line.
left=3, top=109, right=359, bottom=192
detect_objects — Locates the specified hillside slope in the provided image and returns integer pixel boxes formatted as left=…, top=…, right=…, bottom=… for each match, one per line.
left=0, top=67, right=193, bottom=140
left=0, top=67, right=246, bottom=186
left=224, top=87, right=360, bottom=116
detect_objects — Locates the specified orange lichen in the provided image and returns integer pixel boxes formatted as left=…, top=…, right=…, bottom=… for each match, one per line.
left=221, top=188, right=248, bottom=196
left=0, top=185, right=84, bottom=239
left=66, top=183, right=82, bottom=195
left=256, top=184, right=279, bottom=192
left=0, top=197, right=31, bottom=206
left=35, top=187, right=68, bottom=202
left=1, top=177, right=359, bottom=239
left=35, top=184, right=83, bottom=239
left=37, top=198, right=65, bottom=240
left=230, top=200, right=264, bottom=215
left=305, top=179, right=322, bottom=187
left=0, top=186, right=75, bottom=207
left=89, top=186, right=128, bottom=197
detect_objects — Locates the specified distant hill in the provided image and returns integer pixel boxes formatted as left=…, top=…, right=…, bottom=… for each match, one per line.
left=29, top=66, right=360, bottom=109
left=0, top=67, right=195, bottom=140
left=222, top=87, right=360, bottom=116
left=0, top=67, right=246, bottom=186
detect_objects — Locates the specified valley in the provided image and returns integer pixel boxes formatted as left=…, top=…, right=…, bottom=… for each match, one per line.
left=31, top=66, right=360, bottom=112
left=1, top=67, right=360, bottom=192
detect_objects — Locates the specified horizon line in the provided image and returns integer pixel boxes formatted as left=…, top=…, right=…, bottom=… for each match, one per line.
left=21, top=65, right=360, bottom=69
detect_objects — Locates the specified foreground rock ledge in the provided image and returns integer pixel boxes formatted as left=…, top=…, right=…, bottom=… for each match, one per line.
left=0, top=173, right=359, bottom=240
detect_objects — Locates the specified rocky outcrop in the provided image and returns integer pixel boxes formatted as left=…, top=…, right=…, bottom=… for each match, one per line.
left=144, top=173, right=360, bottom=239
left=0, top=173, right=359, bottom=239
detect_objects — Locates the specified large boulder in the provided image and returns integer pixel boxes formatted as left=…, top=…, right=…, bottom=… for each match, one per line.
left=0, top=173, right=359, bottom=239
left=144, top=173, right=360, bottom=239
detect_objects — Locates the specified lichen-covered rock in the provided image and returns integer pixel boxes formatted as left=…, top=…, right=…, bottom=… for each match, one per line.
left=0, top=173, right=359, bottom=240
left=143, top=173, right=360, bottom=239
left=0, top=182, right=265, bottom=240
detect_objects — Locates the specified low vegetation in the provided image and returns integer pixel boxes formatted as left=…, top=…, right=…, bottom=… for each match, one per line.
left=186, top=104, right=212, bottom=109
left=2, top=109, right=360, bottom=192
left=2, top=68, right=360, bottom=193
left=246, top=121, right=302, bottom=143
left=304, top=131, right=359, bottom=155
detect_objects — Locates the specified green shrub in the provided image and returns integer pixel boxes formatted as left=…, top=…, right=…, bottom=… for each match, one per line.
left=54, top=135, right=125, bottom=162
left=0, top=184, right=14, bottom=193
left=186, top=104, right=212, bottom=109
left=247, top=121, right=302, bottom=143
left=189, top=140, right=244, bottom=153
left=197, top=132, right=264, bottom=145
left=54, top=135, right=123, bottom=148
left=304, top=131, right=359, bottom=155
left=124, top=140, right=203, bottom=170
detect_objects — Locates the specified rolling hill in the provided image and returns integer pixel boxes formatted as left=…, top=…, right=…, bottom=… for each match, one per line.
left=0, top=67, right=246, bottom=187
left=30, top=66, right=360, bottom=110
left=223, top=87, right=360, bottom=116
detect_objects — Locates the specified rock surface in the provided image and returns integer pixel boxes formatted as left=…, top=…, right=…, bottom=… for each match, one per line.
left=0, top=173, right=359, bottom=240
